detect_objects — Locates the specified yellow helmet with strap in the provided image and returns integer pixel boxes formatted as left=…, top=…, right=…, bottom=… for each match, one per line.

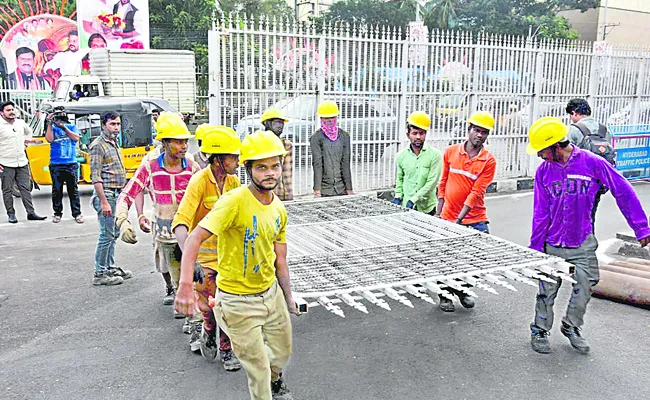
left=260, top=108, right=289, bottom=123
left=200, top=126, right=241, bottom=155
left=317, top=100, right=339, bottom=118
left=526, top=117, right=569, bottom=155
left=407, top=111, right=431, bottom=131
left=155, top=112, right=192, bottom=140
left=239, top=130, right=288, bottom=165
left=467, top=111, right=495, bottom=131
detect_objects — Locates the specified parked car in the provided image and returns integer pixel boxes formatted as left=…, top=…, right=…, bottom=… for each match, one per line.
left=235, top=95, right=397, bottom=164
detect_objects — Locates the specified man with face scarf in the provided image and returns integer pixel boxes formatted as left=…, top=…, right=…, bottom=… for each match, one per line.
left=309, top=100, right=353, bottom=197
left=526, top=117, right=650, bottom=355
left=261, top=108, right=293, bottom=201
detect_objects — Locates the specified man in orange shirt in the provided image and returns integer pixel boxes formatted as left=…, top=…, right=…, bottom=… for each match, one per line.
left=436, top=111, right=497, bottom=312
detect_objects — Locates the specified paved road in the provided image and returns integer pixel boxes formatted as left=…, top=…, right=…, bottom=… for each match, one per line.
left=1, top=183, right=649, bottom=400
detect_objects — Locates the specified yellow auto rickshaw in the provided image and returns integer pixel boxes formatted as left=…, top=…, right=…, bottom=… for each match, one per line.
left=26, top=98, right=155, bottom=185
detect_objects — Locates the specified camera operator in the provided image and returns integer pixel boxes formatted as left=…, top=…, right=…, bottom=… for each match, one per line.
left=45, top=107, right=84, bottom=223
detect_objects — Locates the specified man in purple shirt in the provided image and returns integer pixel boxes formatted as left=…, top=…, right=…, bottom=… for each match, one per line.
left=526, top=117, right=650, bottom=355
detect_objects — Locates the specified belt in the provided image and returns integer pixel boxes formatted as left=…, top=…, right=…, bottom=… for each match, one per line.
left=219, top=285, right=273, bottom=297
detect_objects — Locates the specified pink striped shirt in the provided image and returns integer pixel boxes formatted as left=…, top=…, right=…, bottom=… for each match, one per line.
left=117, top=154, right=200, bottom=243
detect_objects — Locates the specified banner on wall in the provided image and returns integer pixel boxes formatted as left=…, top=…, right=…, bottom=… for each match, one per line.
left=0, top=14, right=78, bottom=90
left=77, top=0, right=150, bottom=51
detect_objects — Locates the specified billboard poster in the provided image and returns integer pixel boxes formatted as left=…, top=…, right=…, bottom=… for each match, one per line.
left=0, top=14, right=78, bottom=90
left=77, top=0, right=150, bottom=51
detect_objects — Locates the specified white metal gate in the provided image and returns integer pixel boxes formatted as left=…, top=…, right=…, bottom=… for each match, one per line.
left=208, top=15, right=650, bottom=196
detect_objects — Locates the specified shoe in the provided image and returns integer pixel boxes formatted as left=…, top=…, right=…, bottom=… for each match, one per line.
left=27, top=213, right=47, bottom=221
left=163, top=286, right=175, bottom=305
left=530, top=324, right=552, bottom=354
left=93, top=272, right=124, bottom=286
left=52, top=215, right=62, bottom=223
left=182, top=318, right=192, bottom=334
left=74, top=215, right=84, bottom=224
left=459, top=294, right=475, bottom=309
left=561, top=322, right=590, bottom=354
left=271, top=375, right=293, bottom=400
left=7, top=214, right=17, bottom=224
left=439, top=297, right=455, bottom=312
left=200, top=325, right=219, bottom=361
left=220, top=349, right=242, bottom=371
left=107, top=267, right=132, bottom=280
left=189, top=323, right=202, bottom=353
left=174, top=309, right=185, bottom=319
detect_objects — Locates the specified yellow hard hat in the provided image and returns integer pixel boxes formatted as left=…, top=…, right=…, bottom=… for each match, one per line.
left=317, top=100, right=339, bottom=118
left=200, top=126, right=241, bottom=155
left=155, top=112, right=192, bottom=141
left=194, top=123, right=211, bottom=141
left=526, top=117, right=569, bottom=155
left=407, top=111, right=431, bottom=131
left=260, top=108, right=289, bottom=123
left=467, top=111, right=495, bottom=131
left=239, top=130, right=288, bottom=165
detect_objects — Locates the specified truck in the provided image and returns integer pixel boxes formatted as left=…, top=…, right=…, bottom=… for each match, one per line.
left=52, top=49, right=197, bottom=119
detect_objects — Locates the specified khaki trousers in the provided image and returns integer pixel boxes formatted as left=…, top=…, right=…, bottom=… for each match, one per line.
left=214, top=282, right=292, bottom=400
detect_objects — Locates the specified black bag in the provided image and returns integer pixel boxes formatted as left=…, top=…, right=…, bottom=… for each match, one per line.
left=573, top=122, right=617, bottom=166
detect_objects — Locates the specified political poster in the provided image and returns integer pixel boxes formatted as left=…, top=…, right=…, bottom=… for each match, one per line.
left=77, top=0, right=150, bottom=51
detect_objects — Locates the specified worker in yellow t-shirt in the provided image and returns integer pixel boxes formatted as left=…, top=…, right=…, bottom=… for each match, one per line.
left=172, top=126, right=242, bottom=369
left=175, top=130, right=301, bottom=400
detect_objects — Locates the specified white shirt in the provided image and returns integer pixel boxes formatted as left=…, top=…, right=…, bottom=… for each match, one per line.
left=44, top=50, right=83, bottom=77
left=0, top=117, right=33, bottom=168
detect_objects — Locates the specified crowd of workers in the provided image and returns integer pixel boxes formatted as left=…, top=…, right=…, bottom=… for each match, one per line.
left=1, top=95, right=649, bottom=399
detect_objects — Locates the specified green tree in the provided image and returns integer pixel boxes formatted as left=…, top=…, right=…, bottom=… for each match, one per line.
left=320, top=0, right=415, bottom=29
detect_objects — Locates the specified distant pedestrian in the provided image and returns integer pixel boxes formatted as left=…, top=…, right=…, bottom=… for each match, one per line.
left=436, top=111, right=496, bottom=312
left=44, top=106, right=83, bottom=223
left=392, top=111, right=442, bottom=214
left=310, top=100, right=353, bottom=197
left=526, top=117, right=650, bottom=355
left=0, top=100, right=47, bottom=224
left=88, top=111, right=132, bottom=286
left=262, top=108, right=293, bottom=200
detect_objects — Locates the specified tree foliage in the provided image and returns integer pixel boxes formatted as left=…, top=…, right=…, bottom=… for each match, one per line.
left=320, top=0, right=599, bottom=40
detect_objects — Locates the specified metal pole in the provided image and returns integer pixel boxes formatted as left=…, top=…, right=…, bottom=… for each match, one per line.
left=601, top=0, right=609, bottom=41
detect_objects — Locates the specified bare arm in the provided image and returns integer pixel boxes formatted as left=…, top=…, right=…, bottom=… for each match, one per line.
left=455, top=205, right=472, bottom=224
left=45, top=121, right=54, bottom=143
left=93, top=182, right=112, bottom=217
left=174, top=225, right=189, bottom=251
left=275, top=242, right=299, bottom=315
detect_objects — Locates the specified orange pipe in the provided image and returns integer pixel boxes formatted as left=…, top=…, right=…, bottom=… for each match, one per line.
left=593, top=270, right=650, bottom=305
left=628, top=258, right=650, bottom=266
left=600, top=264, right=650, bottom=280
left=610, top=260, right=650, bottom=273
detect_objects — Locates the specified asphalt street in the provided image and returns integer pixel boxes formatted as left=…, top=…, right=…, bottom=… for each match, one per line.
left=1, top=182, right=650, bottom=400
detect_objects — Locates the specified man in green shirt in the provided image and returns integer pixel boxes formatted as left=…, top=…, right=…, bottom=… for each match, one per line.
left=392, top=111, right=442, bottom=214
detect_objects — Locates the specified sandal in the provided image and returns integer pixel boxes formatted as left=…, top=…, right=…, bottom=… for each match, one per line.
left=52, top=215, right=62, bottom=223
left=75, top=215, right=84, bottom=224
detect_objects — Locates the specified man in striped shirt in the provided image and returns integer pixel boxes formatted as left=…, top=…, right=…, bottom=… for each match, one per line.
left=436, top=111, right=497, bottom=312
left=114, top=113, right=199, bottom=306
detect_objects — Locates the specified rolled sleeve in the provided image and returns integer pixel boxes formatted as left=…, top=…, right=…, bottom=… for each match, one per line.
left=464, top=157, right=496, bottom=208
left=89, top=145, right=104, bottom=184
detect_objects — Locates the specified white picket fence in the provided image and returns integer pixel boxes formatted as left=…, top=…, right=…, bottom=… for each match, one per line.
left=208, top=15, right=650, bottom=196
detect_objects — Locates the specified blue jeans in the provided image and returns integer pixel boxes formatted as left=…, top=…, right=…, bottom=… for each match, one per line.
left=463, top=221, right=490, bottom=234
left=92, top=189, right=119, bottom=274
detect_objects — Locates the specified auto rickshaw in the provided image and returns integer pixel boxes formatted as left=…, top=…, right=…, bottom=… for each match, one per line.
left=26, top=98, right=154, bottom=185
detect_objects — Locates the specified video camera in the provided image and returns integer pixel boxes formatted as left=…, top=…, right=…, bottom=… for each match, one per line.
left=46, top=106, right=70, bottom=125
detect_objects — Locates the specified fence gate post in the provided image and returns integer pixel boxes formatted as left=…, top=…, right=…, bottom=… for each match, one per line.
left=631, top=57, right=645, bottom=125
left=317, top=35, right=326, bottom=126
left=528, top=49, right=545, bottom=175
left=208, top=28, right=221, bottom=125
left=396, top=41, right=409, bottom=152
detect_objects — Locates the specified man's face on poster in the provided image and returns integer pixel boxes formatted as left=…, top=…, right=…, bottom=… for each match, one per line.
left=90, top=38, right=107, bottom=49
left=69, top=35, right=79, bottom=52
left=17, top=53, right=35, bottom=75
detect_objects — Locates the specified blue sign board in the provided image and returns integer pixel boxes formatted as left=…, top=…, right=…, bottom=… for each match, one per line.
left=610, top=125, right=650, bottom=180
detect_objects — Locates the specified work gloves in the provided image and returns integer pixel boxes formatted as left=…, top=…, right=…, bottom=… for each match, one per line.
left=405, top=200, right=415, bottom=209
left=391, top=197, right=402, bottom=205
left=119, top=220, right=138, bottom=244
